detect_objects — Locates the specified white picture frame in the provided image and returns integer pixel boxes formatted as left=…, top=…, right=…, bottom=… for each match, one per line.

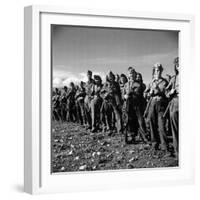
left=24, top=5, right=195, bottom=194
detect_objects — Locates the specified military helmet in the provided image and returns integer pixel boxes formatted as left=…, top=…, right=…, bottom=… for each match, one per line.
left=94, top=75, right=102, bottom=81
left=107, top=71, right=115, bottom=81
left=120, top=73, right=127, bottom=79
left=120, top=73, right=128, bottom=83
left=128, top=66, right=135, bottom=72
left=87, top=70, right=92, bottom=75
left=153, top=62, right=163, bottom=72
left=174, top=57, right=179, bottom=64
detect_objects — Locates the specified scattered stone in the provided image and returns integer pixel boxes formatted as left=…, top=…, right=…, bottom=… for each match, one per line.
left=79, top=165, right=87, bottom=170
left=52, top=122, right=178, bottom=173
left=60, top=166, right=65, bottom=171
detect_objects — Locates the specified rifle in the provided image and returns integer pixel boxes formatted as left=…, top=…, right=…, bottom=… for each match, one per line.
left=143, top=97, right=153, bottom=118
left=163, top=101, right=171, bottom=118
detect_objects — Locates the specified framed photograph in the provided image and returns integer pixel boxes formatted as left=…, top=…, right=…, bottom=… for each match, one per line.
left=24, top=5, right=195, bottom=194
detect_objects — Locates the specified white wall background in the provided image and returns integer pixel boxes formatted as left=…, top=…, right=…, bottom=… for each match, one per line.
left=0, top=0, right=199, bottom=199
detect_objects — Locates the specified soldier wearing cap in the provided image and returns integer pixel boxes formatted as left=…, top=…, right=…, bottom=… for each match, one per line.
left=119, top=74, right=128, bottom=100
left=84, top=70, right=95, bottom=129
left=166, top=57, right=179, bottom=158
left=75, top=81, right=87, bottom=126
left=100, top=75, right=114, bottom=134
left=52, top=88, right=62, bottom=121
left=60, top=89, right=68, bottom=121
left=90, top=75, right=103, bottom=132
left=66, top=82, right=77, bottom=122
left=101, top=71, right=123, bottom=135
left=136, top=72, right=147, bottom=112
left=144, top=63, right=169, bottom=153
left=123, top=68, right=148, bottom=144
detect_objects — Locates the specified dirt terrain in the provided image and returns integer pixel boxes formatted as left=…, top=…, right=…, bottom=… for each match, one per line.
left=52, top=122, right=178, bottom=173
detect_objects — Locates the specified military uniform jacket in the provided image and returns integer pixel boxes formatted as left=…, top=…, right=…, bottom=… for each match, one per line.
left=85, top=79, right=95, bottom=97
left=92, top=84, right=102, bottom=98
left=145, top=77, right=168, bottom=100
left=124, top=80, right=145, bottom=100
left=66, top=88, right=76, bottom=103
left=75, top=87, right=86, bottom=101
left=166, top=74, right=179, bottom=98
left=101, top=81, right=122, bottom=106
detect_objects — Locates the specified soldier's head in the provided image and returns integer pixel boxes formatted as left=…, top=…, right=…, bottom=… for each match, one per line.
left=63, top=86, right=68, bottom=92
left=107, top=71, right=115, bottom=82
left=153, top=63, right=163, bottom=79
left=80, top=81, right=85, bottom=88
left=136, top=73, right=143, bottom=83
left=69, top=82, right=75, bottom=88
left=174, top=57, right=179, bottom=74
left=128, top=66, right=134, bottom=72
left=128, top=68, right=136, bottom=81
left=87, top=70, right=92, bottom=80
left=120, top=73, right=128, bottom=84
left=55, top=88, right=61, bottom=95
left=94, top=75, right=102, bottom=85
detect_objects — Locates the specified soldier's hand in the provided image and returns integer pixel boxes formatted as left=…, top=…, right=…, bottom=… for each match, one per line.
left=149, top=89, right=154, bottom=96
left=170, top=88, right=175, bottom=95
left=124, top=94, right=128, bottom=100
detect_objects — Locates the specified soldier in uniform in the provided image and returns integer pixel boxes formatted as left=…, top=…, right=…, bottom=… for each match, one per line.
left=144, top=63, right=169, bottom=152
left=135, top=72, right=147, bottom=112
left=90, top=75, right=103, bottom=132
left=123, top=68, right=148, bottom=144
left=119, top=74, right=128, bottom=132
left=101, top=71, right=123, bottom=135
left=66, top=82, right=76, bottom=122
left=136, top=73, right=146, bottom=92
left=100, top=75, right=114, bottom=134
left=119, top=73, right=128, bottom=99
left=52, top=88, right=62, bottom=121
left=84, top=70, right=95, bottom=130
left=60, top=91, right=68, bottom=121
left=75, top=81, right=87, bottom=126
left=166, top=57, right=179, bottom=157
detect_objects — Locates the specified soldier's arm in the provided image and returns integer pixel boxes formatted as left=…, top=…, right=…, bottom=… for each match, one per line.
left=166, top=77, right=177, bottom=98
left=143, top=83, right=151, bottom=99
left=142, top=83, right=146, bottom=93
left=154, top=79, right=168, bottom=96
left=75, top=90, right=81, bottom=99
left=66, top=90, right=72, bottom=99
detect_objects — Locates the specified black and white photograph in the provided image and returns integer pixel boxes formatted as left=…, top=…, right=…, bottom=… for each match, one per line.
left=51, top=25, right=179, bottom=173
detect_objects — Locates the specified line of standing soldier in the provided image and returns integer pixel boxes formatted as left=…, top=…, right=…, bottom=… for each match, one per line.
left=52, top=57, right=179, bottom=158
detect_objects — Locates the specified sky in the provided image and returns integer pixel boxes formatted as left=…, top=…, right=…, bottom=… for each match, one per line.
left=52, top=25, right=178, bottom=87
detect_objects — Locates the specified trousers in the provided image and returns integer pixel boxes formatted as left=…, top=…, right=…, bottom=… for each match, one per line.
left=148, top=97, right=168, bottom=150
left=90, top=96, right=103, bottom=131
left=169, top=97, right=179, bottom=154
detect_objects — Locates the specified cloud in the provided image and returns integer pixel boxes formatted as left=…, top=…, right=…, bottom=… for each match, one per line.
left=53, top=68, right=107, bottom=87
left=53, top=77, right=62, bottom=87
left=53, top=68, right=73, bottom=79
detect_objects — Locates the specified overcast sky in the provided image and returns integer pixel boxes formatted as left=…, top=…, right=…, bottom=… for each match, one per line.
left=52, top=25, right=178, bottom=87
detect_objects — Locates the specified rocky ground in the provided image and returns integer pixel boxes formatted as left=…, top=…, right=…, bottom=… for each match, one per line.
left=52, top=122, right=178, bottom=173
